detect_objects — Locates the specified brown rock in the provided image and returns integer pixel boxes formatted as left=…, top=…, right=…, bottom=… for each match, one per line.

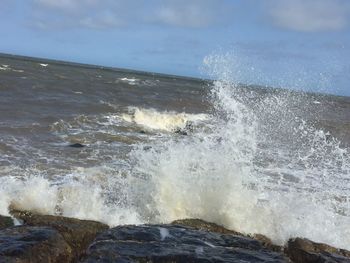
left=252, top=234, right=283, bottom=253
left=0, top=226, right=73, bottom=263
left=286, top=238, right=350, bottom=263
left=10, top=209, right=109, bottom=261
left=0, top=215, right=13, bottom=230
left=172, top=218, right=283, bottom=253
left=171, top=218, right=241, bottom=235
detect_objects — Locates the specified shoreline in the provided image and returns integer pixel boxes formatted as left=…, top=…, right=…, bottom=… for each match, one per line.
left=1, top=209, right=349, bottom=262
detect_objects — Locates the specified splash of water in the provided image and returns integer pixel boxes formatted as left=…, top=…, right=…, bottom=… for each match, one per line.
left=131, top=52, right=350, bottom=249
left=0, top=167, right=141, bottom=226
left=0, top=52, right=349, bottom=250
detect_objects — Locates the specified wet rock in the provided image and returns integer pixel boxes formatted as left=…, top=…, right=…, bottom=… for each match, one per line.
left=171, top=218, right=241, bottom=235
left=82, top=224, right=289, bottom=262
left=10, top=209, right=109, bottom=261
left=252, top=234, right=283, bottom=253
left=286, top=238, right=350, bottom=263
left=0, top=215, right=13, bottom=230
left=0, top=226, right=73, bottom=263
left=69, top=143, right=85, bottom=148
left=174, top=128, right=188, bottom=135
left=185, top=121, right=194, bottom=132
left=172, top=219, right=282, bottom=252
left=174, top=121, right=194, bottom=135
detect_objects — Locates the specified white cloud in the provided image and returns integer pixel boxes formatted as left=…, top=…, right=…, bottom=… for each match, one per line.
left=267, top=0, right=349, bottom=32
left=155, top=0, right=229, bottom=28
left=79, top=12, right=124, bottom=29
left=31, top=0, right=233, bottom=29
left=34, top=0, right=99, bottom=12
left=32, top=0, right=131, bottom=29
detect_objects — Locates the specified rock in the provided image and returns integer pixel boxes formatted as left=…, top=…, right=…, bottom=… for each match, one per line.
left=143, top=146, right=152, bottom=151
left=174, top=128, right=188, bottom=135
left=172, top=219, right=282, bottom=252
left=171, top=218, right=241, bottom=235
left=10, top=209, right=109, bottom=261
left=252, top=234, right=283, bottom=253
left=286, top=238, right=350, bottom=263
left=0, top=215, right=14, bottom=230
left=174, top=121, right=194, bottom=136
left=0, top=226, right=73, bottom=262
left=69, top=143, right=85, bottom=148
left=82, top=224, right=289, bottom=262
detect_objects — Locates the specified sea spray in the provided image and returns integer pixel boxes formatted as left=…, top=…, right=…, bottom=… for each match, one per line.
left=0, top=52, right=349, bottom=250
left=131, top=52, right=350, bottom=248
left=0, top=168, right=141, bottom=226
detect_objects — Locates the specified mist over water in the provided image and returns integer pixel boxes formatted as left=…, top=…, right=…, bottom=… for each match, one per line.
left=0, top=53, right=350, bottom=249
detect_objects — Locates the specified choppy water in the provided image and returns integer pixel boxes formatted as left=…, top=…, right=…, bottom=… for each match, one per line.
left=0, top=53, right=350, bottom=249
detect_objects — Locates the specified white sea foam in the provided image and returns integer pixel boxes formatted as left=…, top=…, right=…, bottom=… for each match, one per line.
left=0, top=167, right=141, bottom=226
left=0, top=51, right=349, bottom=251
left=129, top=52, right=350, bottom=249
left=122, top=107, right=208, bottom=132
left=0, top=64, right=10, bottom=71
left=118, top=77, right=139, bottom=85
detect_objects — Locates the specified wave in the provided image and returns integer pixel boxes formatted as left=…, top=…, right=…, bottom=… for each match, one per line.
left=0, top=167, right=141, bottom=226
left=118, top=77, right=139, bottom=85
left=0, top=64, right=24, bottom=73
left=121, top=107, right=208, bottom=132
left=0, top=65, right=10, bottom=71
left=116, top=78, right=160, bottom=87
left=129, top=53, right=350, bottom=249
left=0, top=52, right=349, bottom=250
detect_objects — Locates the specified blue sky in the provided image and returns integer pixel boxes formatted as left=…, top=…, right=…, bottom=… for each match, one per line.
left=0, top=0, right=350, bottom=96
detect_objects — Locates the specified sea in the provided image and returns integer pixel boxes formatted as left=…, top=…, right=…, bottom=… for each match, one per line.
left=0, top=53, right=350, bottom=250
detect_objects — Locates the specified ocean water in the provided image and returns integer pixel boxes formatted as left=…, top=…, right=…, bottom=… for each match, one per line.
left=0, top=54, right=350, bottom=249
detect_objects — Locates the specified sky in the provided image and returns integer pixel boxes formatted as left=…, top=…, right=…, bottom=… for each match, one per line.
left=0, top=0, right=350, bottom=96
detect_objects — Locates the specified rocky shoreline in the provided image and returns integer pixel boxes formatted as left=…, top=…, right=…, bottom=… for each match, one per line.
left=0, top=210, right=349, bottom=262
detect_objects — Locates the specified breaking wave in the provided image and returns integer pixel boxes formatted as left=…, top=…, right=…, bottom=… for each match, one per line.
left=0, top=52, right=349, bottom=250
left=121, top=107, right=208, bottom=132
left=130, top=52, right=350, bottom=248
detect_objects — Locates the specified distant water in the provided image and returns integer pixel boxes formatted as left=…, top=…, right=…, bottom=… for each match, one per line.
left=0, top=54, right=350, bottom=249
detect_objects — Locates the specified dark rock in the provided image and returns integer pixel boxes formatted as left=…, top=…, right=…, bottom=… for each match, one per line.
left=174, top=128, right=188, bottom=135
left=171, top=218, right=241, bottom=235
left=143, top=146, right=152, bottom=151
left=69, top=143, right=85, bottom=148
left=252, top=234, right=283, bottom=253
left=286, top=238, right=350, bottom=263
left=185, top=121, right=194, bottom=132
left=0, top=226, right=73, bottom=262
left=82, top=224, right=289, bottom=262
left=10, top=209, right=109, bottom=261
left=0, top=215, right=13, bottom=230
left=174, top=121, right=194, bottom=136
left=172, top=219, right=282, bottom=252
